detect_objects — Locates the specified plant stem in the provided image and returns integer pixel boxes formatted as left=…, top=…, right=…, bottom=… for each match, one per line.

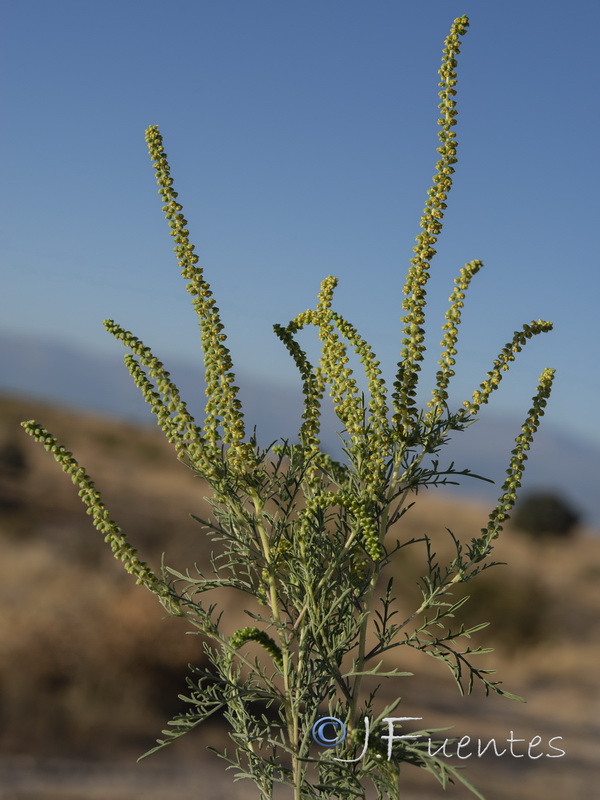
left=250, top=490, right=302, bottom=799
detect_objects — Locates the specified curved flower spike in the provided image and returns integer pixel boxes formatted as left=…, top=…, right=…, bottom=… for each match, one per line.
left=103, top=320, right=210, bottom=470
left=462, top=320, right=553, bottom=415
left=20, top=420, right=176, bottom=605
left=477, top=367, right=556, bottom=548
left=229, top=626, right=283, bottom=668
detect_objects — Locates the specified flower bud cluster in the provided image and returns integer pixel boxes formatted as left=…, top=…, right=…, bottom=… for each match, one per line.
left=145, top=126, right=248, bottom=469
left=299, top=490, right=382, bottom=562
left=463, top=320, right=553, bottom=415
left=20, top=421, right=170, bottom=597
left=316, top=276, right=364, bottom=438
left=329, top=309, right=389, bottom=454
left=394, top=16, right=469, bottom=434
left=481, top=367, right=555, bottom=541
left=428, top=259, right=482, bottom=417
left=277, top=276, right=391, bottom=509
left=229, top=626, right=283, bottom=667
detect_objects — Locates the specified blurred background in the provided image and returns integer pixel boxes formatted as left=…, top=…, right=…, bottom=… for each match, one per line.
left=1, top=1, right=599, bottom=797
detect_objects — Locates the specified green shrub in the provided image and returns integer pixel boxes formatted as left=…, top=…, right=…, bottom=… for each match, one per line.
left=513, top=491, right=579, bottom=539
left=21, top=16, right=555, bottom=800
left=0, top=438, right=28, bottom=476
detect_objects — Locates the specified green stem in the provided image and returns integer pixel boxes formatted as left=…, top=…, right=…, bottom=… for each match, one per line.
left=250, top=490, right=302, bottom=799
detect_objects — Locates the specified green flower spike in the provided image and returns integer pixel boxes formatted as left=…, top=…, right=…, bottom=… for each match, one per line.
left=275, top=275, right=389, bottom=495
left=394, top=15, right=470, bottom=435
left=103, top=320, right=210, bottom=471
left=479, top=367, right=556, bottom=547
left=428, top=259, right=483, bottom=418
left=463, top=320, right=554, bottom=416
left=229, top=626, right=283, bottom=668
left=273, top=319, right=326, bottom=487
left=315, top=276, right=364, bottom=439
left=145, top=125, right=250, bottom=472
left=20, top=421, right=177, bottom=610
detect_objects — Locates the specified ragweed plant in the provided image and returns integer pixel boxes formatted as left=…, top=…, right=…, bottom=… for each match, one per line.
left=22, top=15, right=555, bottom=800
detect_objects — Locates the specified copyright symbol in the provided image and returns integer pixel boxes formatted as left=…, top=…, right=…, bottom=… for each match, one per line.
left=311, top=716, right=347, bottom=748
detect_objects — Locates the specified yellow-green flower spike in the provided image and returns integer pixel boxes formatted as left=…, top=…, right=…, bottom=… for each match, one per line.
left=273, top=320, right=325, bottom=486
left=229, top=626, right=283, bottom=667
left=103, top=320, right=210, bottom=471
left=145, top=126, right=248, bottom=468
left=276, top=276, right=391, bottom=496
left=299, top=489, right=382, bottom=562
left=480, top=367, right=555, bottom=542
left=316, top=276, right=364, bottom=438
left=328, top=310, right=389, bottom=445
left=20, top=421, right=174, bottom=604
left=428, top=259, right=483, bottom=418
left=394, top=15, right=470, bottom=435
left=462, top=320, right=553, bottom=415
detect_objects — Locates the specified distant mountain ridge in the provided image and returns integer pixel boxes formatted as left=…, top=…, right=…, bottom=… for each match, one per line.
left=2, top=327, right=598, bottom=529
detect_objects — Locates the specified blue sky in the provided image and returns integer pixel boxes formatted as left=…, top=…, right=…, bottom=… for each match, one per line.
left=3, top=0, right=599, bottom=447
